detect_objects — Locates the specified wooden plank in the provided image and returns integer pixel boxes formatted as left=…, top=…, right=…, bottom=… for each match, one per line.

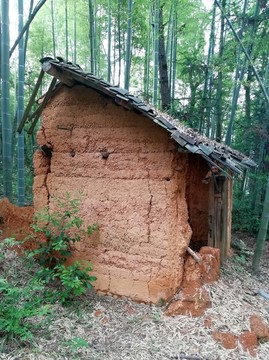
left=215, top=193, right=222, bottom=251
left=17, top=69, right=44, bottom=133
left=208, top=180, right=214, bottom=247
left=227, top=178, right=233, bottom=253
left=186, top=247, right=202, bottom=264
left=43, top=63, right=75, bottom=87
left=221, top=178, right=229, bottom=263
left=27, top=77, right=57, bottom=134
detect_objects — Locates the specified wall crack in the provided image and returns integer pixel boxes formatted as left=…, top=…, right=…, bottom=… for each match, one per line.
left=146, top=171, right=153, bottom=244
left=43, top=128, right=52, bottom=208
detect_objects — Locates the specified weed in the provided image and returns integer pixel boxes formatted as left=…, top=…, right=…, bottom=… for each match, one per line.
left=0, top=258, right=51, bottom=346
left=65, top=337, right=89, bottom=352
left=231, top=238, right=253, bottom=265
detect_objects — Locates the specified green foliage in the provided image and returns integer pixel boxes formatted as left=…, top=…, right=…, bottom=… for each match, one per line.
left=53, top=261, right=97, bottom=303
left=0, top=239, right=52, bottom=345
left=27, top=193, right=98, bottom=303
left=231, top=238, right=253, bottom=265
left=65, top=337, right=89, bottom=352
left=232, top=195, right=260, bottom=234
left=0, top=278, right=50, bottom=343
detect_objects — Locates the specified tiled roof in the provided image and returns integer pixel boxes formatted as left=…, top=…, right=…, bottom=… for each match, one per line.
left=38, top=58, right=256, bottom=175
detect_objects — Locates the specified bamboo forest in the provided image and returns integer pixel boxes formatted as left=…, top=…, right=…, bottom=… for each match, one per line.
left=1, top=1, right=269, bottom=255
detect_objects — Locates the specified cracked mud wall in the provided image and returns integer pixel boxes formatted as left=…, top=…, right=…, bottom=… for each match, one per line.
left=34, top=84, right=192, bottom=303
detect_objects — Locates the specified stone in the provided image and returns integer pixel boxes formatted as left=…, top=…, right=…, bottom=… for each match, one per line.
left=199, top=247, right=220, bottom=284
left=250, top=314, right=269, bottom=341
left=93, top=310, right=102, bottom=317
left=181, top=256, right=202, bottom=291
left=212, top=331, right=237, bottom=350
left=165, top=246, right=221, bottom=317
left=238, top=331, right=258, bottom=356
left=165, top=289, right=211, bottom=317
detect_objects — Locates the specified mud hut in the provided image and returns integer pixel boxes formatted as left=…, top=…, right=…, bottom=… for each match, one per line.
left=18, top=59, right=255, bottom=303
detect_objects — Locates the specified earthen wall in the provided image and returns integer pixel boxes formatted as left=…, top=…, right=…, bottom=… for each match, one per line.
left=34, top=85, right=192, bottom=303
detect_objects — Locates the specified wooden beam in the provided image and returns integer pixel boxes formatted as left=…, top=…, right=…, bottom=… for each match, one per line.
left=42, top=62, right=75, bottom=87
left=186, top=247, right=202, bottom=264
left=17, top=69, right=44, bottom=133
left=27, top=77, right=57, bottom=134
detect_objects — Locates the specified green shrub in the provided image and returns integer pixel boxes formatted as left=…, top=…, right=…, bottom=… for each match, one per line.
left=27, top=193, right=98, bottom=303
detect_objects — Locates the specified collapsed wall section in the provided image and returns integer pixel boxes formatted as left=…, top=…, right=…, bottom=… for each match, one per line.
left=34, top=85, right=192, bottom=303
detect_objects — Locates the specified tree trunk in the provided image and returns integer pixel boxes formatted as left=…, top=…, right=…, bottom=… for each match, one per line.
left=153, top=0, right=159, bottom=107
left=225, top=0, right=260, bottom=145
left=143, top=6, right=152, bottom=101
left=1, top=0, right=13, bottom=201
left=89, top=0, right=96, bottom=73
left=73, top=0, right=77, bottom=64
left=124, top=0, right=133, bottom=90
left=158, top=6, right=170, bottom=111
left=200, top=1, right=216, bottom=135
left=65, top=0, right=68, bottom=61
left=51, top=0, right=56, bottom=58
left=24, top=0, right=34, bottom=61
left=252, top=174, right=269, bottom=272
left=215, top=0, right=226, bottom=142
left=107, top=0, right=111, bottom=82
left=117, top=0, right=122, bottom=85
left=17, top=0, right=25, bottom=206
left=170, top=9, right=177, bottom=115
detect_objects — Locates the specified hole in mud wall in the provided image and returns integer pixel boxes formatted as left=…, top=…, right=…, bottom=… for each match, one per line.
left=186, top=154, right=210, bottom=252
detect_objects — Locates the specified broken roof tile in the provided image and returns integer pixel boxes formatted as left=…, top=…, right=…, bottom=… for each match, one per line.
left=127, top=95, right=143, bottom=104
left=171, top=131, right=187, bottom=147
left=99, top=79, right=111, bottom=87
left=198, top=143, right=214, bottom=156
left=185, top=143, right=200, bottom=153
left=109, top=86, right=129, bottom=96
left=136, top=104, right=153, bottom=113
left=177, top=131, right=196, bottom=145
left=155, top=116, right=177, bottom=131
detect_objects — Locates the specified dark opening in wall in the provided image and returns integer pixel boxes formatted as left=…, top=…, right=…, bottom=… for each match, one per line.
left=186, top=154, right=210, bottom=252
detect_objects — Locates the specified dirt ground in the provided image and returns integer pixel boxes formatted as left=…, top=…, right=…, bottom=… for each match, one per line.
left=1, top=201, right=269, bottom=359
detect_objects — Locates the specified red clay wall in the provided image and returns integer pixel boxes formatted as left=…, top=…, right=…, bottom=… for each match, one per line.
left=186, top=154, right=210, bottom=250
left=34, top=84, right=192, bottom=303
